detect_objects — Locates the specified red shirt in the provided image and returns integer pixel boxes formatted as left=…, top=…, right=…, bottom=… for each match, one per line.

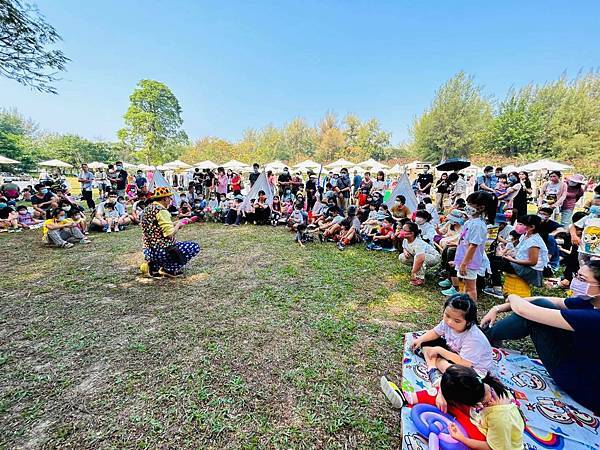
left=231, top=175, right=241, bottom=191
left=379, top=224, right=394, bottom=237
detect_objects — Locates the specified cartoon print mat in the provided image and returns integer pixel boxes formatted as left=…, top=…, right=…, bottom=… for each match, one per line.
left=400, top=332, right=599, bottom=450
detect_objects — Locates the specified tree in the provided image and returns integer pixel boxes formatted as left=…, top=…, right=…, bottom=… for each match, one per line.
left=0, top=0, right=69, bottom=93
left=118, top=79, right=188, bottom=164
left=411, top=72, right=492, bottom=161
left=315, top=112, right=345, bottom=162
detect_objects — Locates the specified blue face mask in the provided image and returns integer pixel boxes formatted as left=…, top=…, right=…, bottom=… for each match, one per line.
left=0, top=203, right=7, bottom=209
left=41, top=189, right=48, bottom=194
left=590, top=205, right=600, bottom=216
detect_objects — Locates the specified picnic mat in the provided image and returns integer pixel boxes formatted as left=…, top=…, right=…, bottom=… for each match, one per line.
left=400, top=331, right=600, bottom=450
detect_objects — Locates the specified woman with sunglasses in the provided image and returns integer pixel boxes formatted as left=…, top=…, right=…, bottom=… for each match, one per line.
left=481, top=260, right=600, bottom=414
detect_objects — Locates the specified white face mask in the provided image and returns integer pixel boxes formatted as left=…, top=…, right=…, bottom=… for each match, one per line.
left=464, top=205, right=478, bottom=217
left=415, top=217, right=426, bottom=225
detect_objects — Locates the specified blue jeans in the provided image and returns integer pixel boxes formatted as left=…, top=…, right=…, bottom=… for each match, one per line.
left=560, top=208, right=574, bottom=227
left=484, top=298, right=574, bottom=375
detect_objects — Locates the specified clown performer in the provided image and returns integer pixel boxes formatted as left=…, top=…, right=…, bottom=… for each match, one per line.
left=139, top=186, right=200, bottom=278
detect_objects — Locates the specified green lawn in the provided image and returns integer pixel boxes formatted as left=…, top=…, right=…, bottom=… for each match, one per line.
left=1, top=223, right=509, bottom=449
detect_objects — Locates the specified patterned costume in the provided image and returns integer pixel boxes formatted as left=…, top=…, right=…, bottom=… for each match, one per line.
left=141, top=190, right=199, bottom=274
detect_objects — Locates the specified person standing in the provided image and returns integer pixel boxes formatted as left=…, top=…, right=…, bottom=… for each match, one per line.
left=435, top=172, right=450, bottom=213
left=114, top=162, right=128, bottom=198
left=336, top=168, right=351, bottom=212
left=249, top=163, right=260, bottom=187
left=416, top=165, right=434, bottom=200
left=278, top=167, right=292, bottom=194
left=77, top=163, right=96, bottom=211
left=140, top=186, right=200, bottom=278
left=352, top=170, right=362, bottom=199
left=475, top=166, right=498, bottom=193
left=561, top=174, right=586, bottom=227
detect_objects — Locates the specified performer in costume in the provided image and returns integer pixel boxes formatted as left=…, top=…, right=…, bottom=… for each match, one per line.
left=140, top=186, right=200, bottom=277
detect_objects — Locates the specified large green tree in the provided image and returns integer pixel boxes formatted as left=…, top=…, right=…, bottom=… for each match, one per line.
left=118, top=79, right=188, bottom=164
left=0, top=0, right=69, bottom=93
left=411, top=71, right=492, bottom=161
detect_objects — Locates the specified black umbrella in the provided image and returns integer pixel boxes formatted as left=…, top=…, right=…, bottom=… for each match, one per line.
left=436, top=157, right=471, bottom=172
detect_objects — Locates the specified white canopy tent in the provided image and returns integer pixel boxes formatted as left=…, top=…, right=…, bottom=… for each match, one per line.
left=87, top=161, right=107, bottom=169
left=385, top=173, right=419, bottom=213
left=388, top=163, right=403, bottom=174
left=293, top=159, right=321, bottom=171
left=325, top=158, right=355, bottom=170
left=0, top=155, right=21, bottom=164
left=137, top=164, right=156, bottom=171
left=241, top=171, right=274, bottom=211
left=194, top=160, right=218, bottom=170
left=358, top=158, right=389, bottom=169
left=222, top=159, right=250, bottom=171
left=265, top=160, right=288, bottom=172
left=38, top=159, right=73, bottom=168
left=164, top=159, right=192, bottom=170
left=519, top=159, right=573, bottom=172
left=121, top=162, right=137, bottom=169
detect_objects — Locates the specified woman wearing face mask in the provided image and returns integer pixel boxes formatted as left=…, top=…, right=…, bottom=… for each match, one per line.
left=560, top=174, right=586, bottom=227
left=481, top=260, right=600, bottom=415
left=496, top=171, right=522, bottom=215
left=487, top=214, right=549, bottom=298
left=398, top=221, right=441, bottom=286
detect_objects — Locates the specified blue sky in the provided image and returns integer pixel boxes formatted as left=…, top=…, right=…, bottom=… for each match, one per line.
left=2, top=0, right=599, bottom=144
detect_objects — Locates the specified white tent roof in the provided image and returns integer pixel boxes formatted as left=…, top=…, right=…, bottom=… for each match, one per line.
left=388, top=163, right=402, bottom=173
left=385, top=173, right=419, bottom=213
left=164, top=159, right=192, bottom=170
left=501, top=165, right=521, bottom=174
left=358, top=158, right=389, bottom=169
left=38, top=159, right=73, bottom=168
left=325, top=158, right=355, bottom=169
left=155, top=165, right=172, bottom=171
left=121, top=162, right=137, bottom=169
left=0, top=155, right=21, bottom=164
left=87, top=161, right=107, bottom=169
left=193, top=160, right=218, bottom=169
left=137, top=164, right=156, bottom=171
left=518, top=159, right=573, bottom=172
left=222, top=159, right=250, bottom=170
left=265, top=160, right=288, bottom=172
left=241, top=171, right=274, bottom=211
left=293, top=159, right=321, bottom=170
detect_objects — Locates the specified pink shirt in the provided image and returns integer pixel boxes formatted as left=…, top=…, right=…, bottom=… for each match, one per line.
left=217, top=174, right=228, bottom=194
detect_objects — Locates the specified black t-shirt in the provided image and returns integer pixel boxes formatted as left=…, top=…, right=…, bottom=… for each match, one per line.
left=539, top=219, right=561, bottom=235
left=116, top=169, right=128, bottom=190
left=436, top=179, right=450, bottom=194
left=31, top=192, right=54, bottom=208
left=203, top=172, right=214, bottom=187
left=0, top=206, right=13, bottom=219
left=305, top=179, right=317, bottom=192
left=278, top=173, right=291, bottom=185
left=336, top=176, right=351, bottom=198
left=417, top=173, right=434, bottom=193
left=249, top=171, right=260, bottom=187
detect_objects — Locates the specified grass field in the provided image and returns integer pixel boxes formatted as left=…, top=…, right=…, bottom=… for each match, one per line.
left=1, top=223, right=517, bottom=449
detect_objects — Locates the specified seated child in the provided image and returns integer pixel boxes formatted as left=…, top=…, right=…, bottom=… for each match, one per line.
left=225, top=198, right=243, bottom=226
left=366, top=216, right=395, bottom=250
left=288, top=202, right=308, bottom=231
left=70, top=210, right=88, bottom=234
left=423, top=196, right=440, bottom=225
left=415, top=209, right=436, bottom=244
left=0, top=203, right=22, bottom=232
left=390, top=195, right=411, bottom=220
left=178, top=201, right=193, bottom=220
left=104, top=202, right=120, bottom=233
left=205, top=193, right=220, bottom=221
left=336, top=206, right=362, bottom=250
left=16, top=205, right=42, bottom=229
left=218, top=194, right=229, bottom=222
left=270, top=195, right=283, bottom=226
left=410, top=294, right=493, bottom=384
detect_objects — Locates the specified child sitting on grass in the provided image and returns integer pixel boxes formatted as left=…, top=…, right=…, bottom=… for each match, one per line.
left=366, top=216, right=395, bottom=251
left=71, top=210, right=88, bottom=234
left=16, top=205, right=42, bottom=229
left=415, top=209, right=436, bottom=244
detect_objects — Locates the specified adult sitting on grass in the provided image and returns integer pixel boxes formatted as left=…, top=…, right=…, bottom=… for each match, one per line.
left=42, top=208, right=91, bottom=248
left=140, top=186, right=200, bottom=278
left=91, top=191, right=132, bottom=232
left=481, top=260, right=600, bottom=415
left=486, top=214, right=549, bottom=299
left=31, top=184, right=57, bottom=219
left=398, top=221, right=441, bottom=286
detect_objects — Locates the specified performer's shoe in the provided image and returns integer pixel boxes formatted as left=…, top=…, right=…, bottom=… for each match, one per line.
left=159, top=268, right=184, bottom=278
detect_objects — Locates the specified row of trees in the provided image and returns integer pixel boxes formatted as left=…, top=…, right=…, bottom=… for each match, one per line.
left=411, top=71, right=600, bottom=175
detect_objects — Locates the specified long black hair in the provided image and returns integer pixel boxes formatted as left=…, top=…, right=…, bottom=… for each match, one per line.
left=443, top=293, right=477, bottom=329
left=466, top=191, right=498, bottom=225
left=441, top=365, right=507, bottom=406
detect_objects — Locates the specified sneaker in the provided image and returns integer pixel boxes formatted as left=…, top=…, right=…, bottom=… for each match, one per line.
left=427, top=368, right=442, bottom=385
left=106, top=228, right=112, bottom=233
left=441, top=286, right=459, bottom=296
left=380, top=376, right=406, bottom=409
left=438, top=279, right=452, bottom=288
left=63, top=242, right=75, bottom=248
left=337, top=242, right=345, bottom=251
left=81, top=239, right=92, bottom=244
left=410, top=278, right=424, bottom=286
left=318, top=233, right=324, bottom=243
left=114, top=226, right=120, bottom=232
left=483, top=287, right=504, bottom=299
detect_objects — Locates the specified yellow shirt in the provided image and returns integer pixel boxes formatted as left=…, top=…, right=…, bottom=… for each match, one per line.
left=477, top=404, right=524, bottom=450
left=42, top=218, right=73, bottom=239
left=155, top=207, right=175, bottom=237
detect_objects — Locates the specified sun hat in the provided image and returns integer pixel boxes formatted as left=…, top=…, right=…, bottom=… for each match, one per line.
left=446, top=209, right=467, bottom=224
left=151, top=186, right=173, bottom=199
left=566, top=174, right=585, bottom=184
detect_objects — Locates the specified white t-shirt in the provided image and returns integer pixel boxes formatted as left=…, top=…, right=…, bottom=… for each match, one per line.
left=403, top=237, right=439, bottom=258
left=574, top=214, right=600, bottom=256
left=498, top=223, right=514, bottom=241
left=454, top=217, right=490, bottom=276
left=516, top=233, right=548, bottom=271
left=418, top=222, right=436, bottom=243
left=425, top=203, right=440, bottom=225
left=433, top=320, right=494, bottom=377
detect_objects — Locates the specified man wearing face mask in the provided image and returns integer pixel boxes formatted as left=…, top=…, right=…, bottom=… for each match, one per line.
left=335, top=168, right=351, bottom=212
left=78, top=163, right=96, bottom=210
left=43, top=207, right=90, bottom=248
left=278, top=167, right=292, bottom=194
left=481, top=259, right=600, bottom=415
left=114, top=161, right=128, bottom=198
left=475, top=166, right=497, bottom=193
left=31, top=184, right=57, bottom=219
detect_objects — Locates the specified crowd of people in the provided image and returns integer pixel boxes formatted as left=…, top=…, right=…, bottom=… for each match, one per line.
left=2, top=159, right=599, bottom=433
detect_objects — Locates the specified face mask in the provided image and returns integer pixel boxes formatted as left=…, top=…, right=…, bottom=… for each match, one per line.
left=58, top=215, right=66, bottom=221
left=568, top=181, right=578, bottom=187
left=515, top=224, right=527, bottom=234
left=116, top=165, right=123, bottom=170
left=41, top=189, right=48, bottom=194
left=590, top=205, right=600, bottom=216
left=397, top=231, right=409, bottom=238
left=62, top=206, right=71, bottom=211
left=0, top=203, right=7, bottom=209
left=570, top=277, right=599, bottom=298
left=464, top=205, right=478, bottom=217
left=537, top=214, right=549, bottom=221
left=415, top=217, right=426, bottom=225
left=509, top=176, right=518, bottom=183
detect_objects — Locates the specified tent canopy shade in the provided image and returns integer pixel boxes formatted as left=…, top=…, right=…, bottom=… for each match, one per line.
left=193, top=160, right=218, bottom=170
left=164, top=160, right=192, bottom=170
left=87, top=161, right=107, bottom=169
left=518, top=159, right=573, bottom=172
left=385, top=173, right=419, bottom=212
left=324, top=158, right=355, bottom=169
left=222, top=159, right=250, bottom=170
left=38, top=159, right=73, bottom=168
left=358, top=158, right=389, bottom=169
left=265, top=160, right=288, bottom=172
left=0, top=155, right=21, bottom=164
left=293, top=159, right=321, bottom=171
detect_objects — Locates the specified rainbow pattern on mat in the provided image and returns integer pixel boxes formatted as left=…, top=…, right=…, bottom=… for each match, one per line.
left=524, top=425, right=564, bottom=449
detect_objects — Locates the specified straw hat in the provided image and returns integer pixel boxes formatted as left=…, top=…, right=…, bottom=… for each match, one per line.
left=151, top=186, right=173, bottom=199
left=566, top=174, right=585, bottom=184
